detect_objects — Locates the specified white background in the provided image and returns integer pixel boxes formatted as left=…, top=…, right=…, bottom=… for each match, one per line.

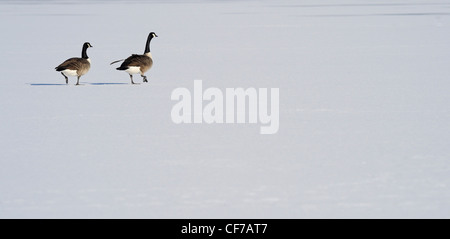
left=0, top=0, right=449, bottom=218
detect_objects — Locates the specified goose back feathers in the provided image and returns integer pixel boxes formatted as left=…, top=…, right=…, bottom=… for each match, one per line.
left=55, top=42, right=92, bottom=85
left=112, top=32, right=158, bottom=84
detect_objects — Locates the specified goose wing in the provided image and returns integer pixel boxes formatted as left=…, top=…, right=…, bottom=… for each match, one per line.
left=110, top=59, right=125, bottom=65
left=55, top=58, right=89, bottom=71
left=121, top=54, right=150, bottom=67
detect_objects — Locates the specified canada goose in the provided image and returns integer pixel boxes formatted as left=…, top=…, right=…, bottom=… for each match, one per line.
left=55, top=42, right=93, bottom=85
left=111, top=32, right=158, bottom=84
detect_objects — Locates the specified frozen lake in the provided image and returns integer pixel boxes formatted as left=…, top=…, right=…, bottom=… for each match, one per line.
left=0, top=0, right=450, bottom=218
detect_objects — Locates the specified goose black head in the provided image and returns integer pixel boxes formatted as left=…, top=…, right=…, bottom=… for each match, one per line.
left=149, top=32, right=158, bottom=38
left=82, top=42, right=92, bottom=59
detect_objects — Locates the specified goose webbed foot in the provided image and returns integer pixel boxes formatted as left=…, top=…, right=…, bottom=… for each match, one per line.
left=141, top=75, right=148, bottom=83
left=61, top=72, right=68, bottom=84
left=130, top=75, right=140, bottom=84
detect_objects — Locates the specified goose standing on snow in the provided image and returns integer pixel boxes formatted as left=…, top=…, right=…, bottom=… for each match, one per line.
left=111, top=32, right=158, bottom=84
left=55, top=42, right=93, bottom=85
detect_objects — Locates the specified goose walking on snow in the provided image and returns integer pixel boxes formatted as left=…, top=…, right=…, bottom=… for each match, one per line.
left=111, top=32, right=158, bottom=84
left=55, top=42, right=92, bottom=85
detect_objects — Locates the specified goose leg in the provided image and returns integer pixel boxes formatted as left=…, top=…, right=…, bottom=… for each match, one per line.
left=61, top=72, right=68, bottom=84
left=76, top=76, right=81, bottom=85
left=141, top=75, right=148, bottom=83
left=130, top=74, right=136, bottom=84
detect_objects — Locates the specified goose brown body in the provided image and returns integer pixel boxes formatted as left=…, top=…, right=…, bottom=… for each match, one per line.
left=117, top=53, right=153, bottom=75
left=55, top=42, right=92, bottom=85
left=55, top=57, right=91, bottom=76
left=112, top=32, right=157, bottom=84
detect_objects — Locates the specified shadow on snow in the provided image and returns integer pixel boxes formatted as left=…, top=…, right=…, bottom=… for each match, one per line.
left=28, top=83, right=129, bottom=86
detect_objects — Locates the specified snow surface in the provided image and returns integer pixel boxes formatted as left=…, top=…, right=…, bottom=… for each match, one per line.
left=1, top=0, right=450, bottom=218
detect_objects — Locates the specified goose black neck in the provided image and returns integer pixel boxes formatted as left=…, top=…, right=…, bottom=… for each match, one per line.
left=82, top=44, right=89, bottom=59
left=145, top=34, right=153, bottom=54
